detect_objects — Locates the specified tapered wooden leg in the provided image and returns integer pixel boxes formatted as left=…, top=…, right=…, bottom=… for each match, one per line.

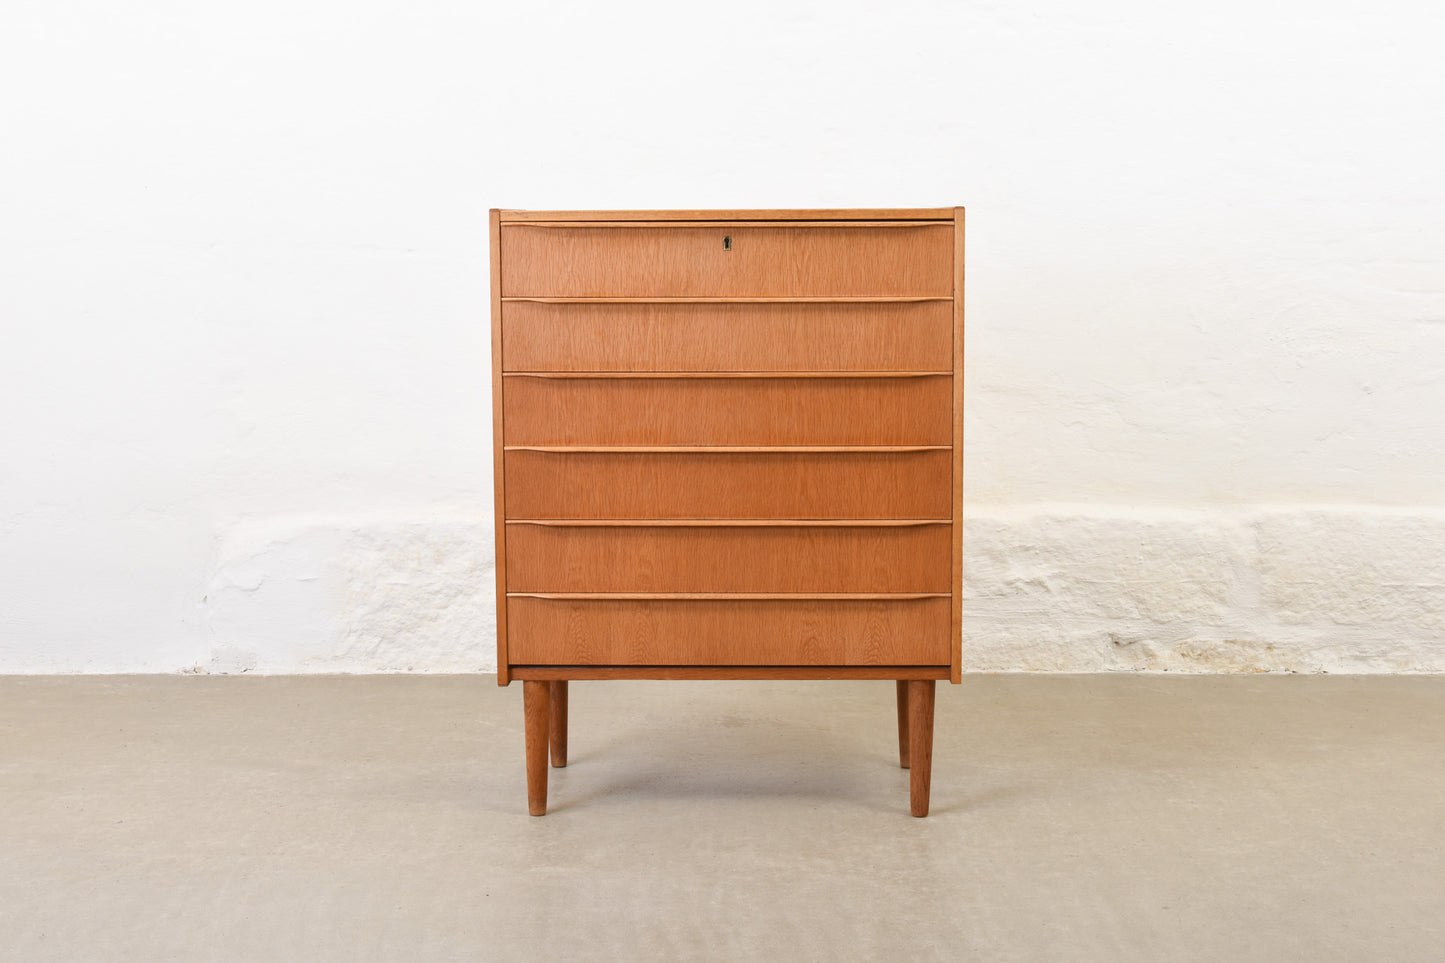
left=895, top=681, right=911, bottom=768
left=549, top=680, right=568, bottom=768
left=907, top=680, right=936, bottom=817
left=523, top=680, right=550, bottom=815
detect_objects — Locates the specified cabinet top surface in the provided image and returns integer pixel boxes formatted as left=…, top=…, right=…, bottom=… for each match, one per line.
left=498, top=208, right=959, bottom=222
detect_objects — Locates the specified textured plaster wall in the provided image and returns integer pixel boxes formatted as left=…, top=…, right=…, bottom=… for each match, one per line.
left=2, top=1, right=1443, bottom=673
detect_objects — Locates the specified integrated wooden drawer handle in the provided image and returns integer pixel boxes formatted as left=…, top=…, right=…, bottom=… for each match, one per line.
left=503, top=445, right=949, bottom=453
left=505, top=518, right=951, bottom=527
left=500, top=296, right=950, bottom=302
left=507, top=592, right=949, bottom=600
left=501, top=371, right=951, bottom=379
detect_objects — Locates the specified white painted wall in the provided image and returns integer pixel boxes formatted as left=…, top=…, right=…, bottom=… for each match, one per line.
left=3, top=1, right=1443, bottom=673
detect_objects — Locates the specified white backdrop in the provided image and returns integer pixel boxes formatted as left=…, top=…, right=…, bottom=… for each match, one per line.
left=3, top=0, right=1443, bottom=672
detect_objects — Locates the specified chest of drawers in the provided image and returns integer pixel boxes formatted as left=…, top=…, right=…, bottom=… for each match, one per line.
left=490, top=208, right=963, bottom=816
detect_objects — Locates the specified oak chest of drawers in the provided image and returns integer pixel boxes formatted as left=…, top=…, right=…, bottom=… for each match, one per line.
left=490, top=207, right=963, bottom=816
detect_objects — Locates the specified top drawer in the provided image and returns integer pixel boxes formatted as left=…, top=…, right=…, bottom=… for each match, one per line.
left=499, top=223, right=954, bottom=298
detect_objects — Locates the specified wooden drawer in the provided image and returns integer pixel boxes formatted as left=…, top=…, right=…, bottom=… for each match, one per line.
left=506, top=522, right=951, bottom=593
left=507, top=596, right=951, bottom=665
left=500, top=223, right=953, bottom=297
left=504, top=449, right=951, bottom=519
left=503, top=375, right=951, bottom=446
left=501, top=299, right=953, bottom=372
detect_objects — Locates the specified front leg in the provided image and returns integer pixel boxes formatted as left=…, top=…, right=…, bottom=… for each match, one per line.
left=907, top=680, right=936, bottom=817
left=523, top=680, right=551, bottom=815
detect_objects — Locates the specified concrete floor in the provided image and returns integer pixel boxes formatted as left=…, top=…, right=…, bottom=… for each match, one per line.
left=0, top=676, right=1441, bottom=961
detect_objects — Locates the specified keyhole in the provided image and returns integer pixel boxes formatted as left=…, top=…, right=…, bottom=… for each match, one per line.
left=723, top=236, right=731, bottom=251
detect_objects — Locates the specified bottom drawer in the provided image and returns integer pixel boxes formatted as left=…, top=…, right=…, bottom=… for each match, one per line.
left=507, top=596, right=950, bottom=666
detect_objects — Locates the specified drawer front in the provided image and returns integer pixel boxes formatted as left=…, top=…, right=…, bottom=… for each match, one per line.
left=503, top=376, right=951, bottom=446
left=501, top=300, right=953, bottom=372
left=507, top=597, right=950, bottom=665
left=506, top=523, right=951, bottom=593
left=500, top=224, right=953, bottom=297
left=504, top=449, right=951, bottom=519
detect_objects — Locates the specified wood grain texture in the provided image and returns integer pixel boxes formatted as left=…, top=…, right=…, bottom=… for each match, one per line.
left=503, top=375, right=951, bottom=446
left=506, top=445, right=948, bottom=453
left=548, top=680, right=567, bottom=768
left=507, top=519, right=951, bottom=527
left=504, top=449, right=952, bottom=519
left=523, top=680, right=549, bottom=814
left=504, top=221, right=954, bottom=229
left=502, top=299, right=952, bottom=372
left=506, top=372, right=949, bottom=379
left=511, top=666, right=950, bottom=680
left=508, top=596, right=950, bottom=666
left=505, top=523, right=952, bottom=593
left=500, top=224, right=953, bottom=297
left=503, top=296, right=950, bottom=302
left=509, top=593, right=947, bottom=600
left=490, top=209, right=510, bottom=686
left=952, top=207, right=965, bottom=684
left=499, top=209, right=955, bottom=222
left=908, top=679, right=936, bottom=816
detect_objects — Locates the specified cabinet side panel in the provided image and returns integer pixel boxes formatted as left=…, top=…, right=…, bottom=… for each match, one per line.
left=952, top=209, right=964, bottom=683
left=491, top=209, right=510, bottom=684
